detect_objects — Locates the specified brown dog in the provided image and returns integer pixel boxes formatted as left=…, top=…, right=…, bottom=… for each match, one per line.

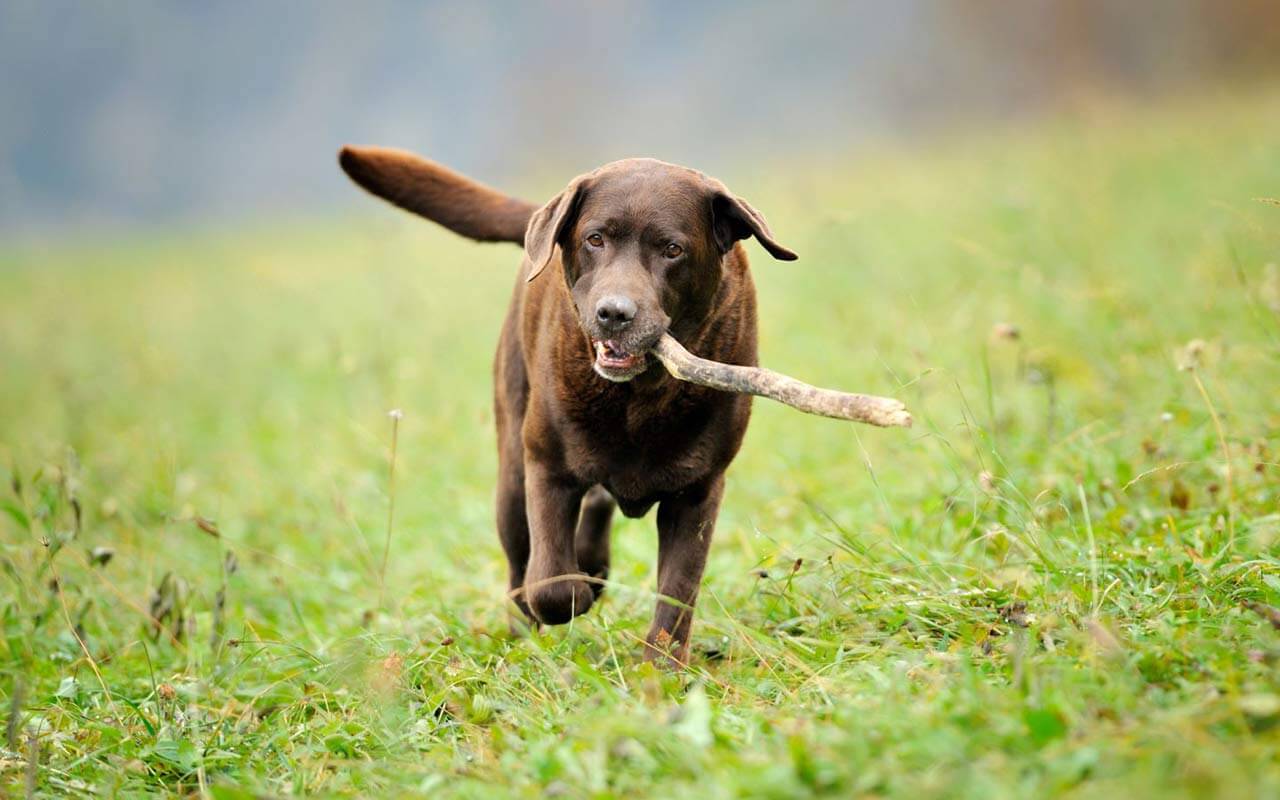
left=339, top=148, right=795, bottom=664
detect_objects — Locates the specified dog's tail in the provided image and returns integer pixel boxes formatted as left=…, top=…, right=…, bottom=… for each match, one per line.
left=339, top=145, right=535, bottom=245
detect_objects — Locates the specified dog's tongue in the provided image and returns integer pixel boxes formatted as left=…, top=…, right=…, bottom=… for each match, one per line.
left=595, top=339, right=641, bottom=368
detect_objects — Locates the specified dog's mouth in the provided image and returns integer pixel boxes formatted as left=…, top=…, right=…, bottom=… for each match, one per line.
left=592, top=339, right=648, bottom=382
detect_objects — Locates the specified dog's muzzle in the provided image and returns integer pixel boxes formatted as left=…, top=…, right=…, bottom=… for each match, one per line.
left=592, top=339, right=649, bottom=382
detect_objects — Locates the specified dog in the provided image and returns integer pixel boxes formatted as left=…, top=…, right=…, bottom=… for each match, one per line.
left=339, top=147, right=795, bottom=664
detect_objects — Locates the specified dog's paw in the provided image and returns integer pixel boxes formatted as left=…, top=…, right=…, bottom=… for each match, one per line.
left=581, top=565, right=609, bottom=600
left=525, top=574, right=595, bottom=625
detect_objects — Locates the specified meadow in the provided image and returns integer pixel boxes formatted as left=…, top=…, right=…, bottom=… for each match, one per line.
left=2, top=89, right=1279, bottom=798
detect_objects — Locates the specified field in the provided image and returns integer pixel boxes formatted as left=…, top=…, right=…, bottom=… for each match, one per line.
left=3, top=89, right=1280, bottom=798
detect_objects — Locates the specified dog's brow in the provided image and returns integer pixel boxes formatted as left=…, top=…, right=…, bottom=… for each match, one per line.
left=591, top=216, right=633, bottom=237
left=642, top=223, right=689, bottom=245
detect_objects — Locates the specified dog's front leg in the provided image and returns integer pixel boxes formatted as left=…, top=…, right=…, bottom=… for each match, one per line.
left=646, top=473, right=725, bottom=666
left=522, top=460, right=595, bottom=625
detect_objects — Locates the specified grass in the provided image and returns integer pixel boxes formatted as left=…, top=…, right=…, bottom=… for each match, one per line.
left=2, top=88, right=1280, bottom=798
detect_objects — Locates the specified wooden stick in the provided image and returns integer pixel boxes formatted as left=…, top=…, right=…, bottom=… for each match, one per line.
left=652, top=333, right=912, bottom=428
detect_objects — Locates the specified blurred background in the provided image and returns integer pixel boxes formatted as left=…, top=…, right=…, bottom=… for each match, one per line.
left=4, top=4, right=1280, bottom=794
left=2, top=0, right=1279, bottom=236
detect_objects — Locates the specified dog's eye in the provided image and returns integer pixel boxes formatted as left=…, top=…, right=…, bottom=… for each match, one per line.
left=586, top=233, right=605, bottom=248
left=663, top=243, right=683, bottom=259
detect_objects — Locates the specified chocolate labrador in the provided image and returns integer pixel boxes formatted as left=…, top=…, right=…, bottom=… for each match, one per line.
left=339, top=147, right=795, bottom=664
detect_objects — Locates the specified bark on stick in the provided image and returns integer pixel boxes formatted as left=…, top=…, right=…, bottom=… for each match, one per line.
left=652, top=333, right=912, bottom=428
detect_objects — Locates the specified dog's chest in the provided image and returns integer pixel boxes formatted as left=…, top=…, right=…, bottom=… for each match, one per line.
left=561, top=385, right=746, bottom=505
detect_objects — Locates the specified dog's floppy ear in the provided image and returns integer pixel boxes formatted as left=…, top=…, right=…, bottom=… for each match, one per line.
left=524, top=175, right=590, bottom=282
left=708, top=183, right=797, bottom=261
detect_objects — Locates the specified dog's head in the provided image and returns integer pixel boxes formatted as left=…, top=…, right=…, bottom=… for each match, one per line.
left=525, top=158, right=796, bottom=382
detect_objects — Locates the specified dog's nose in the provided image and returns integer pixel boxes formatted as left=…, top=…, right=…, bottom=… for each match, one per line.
left=595, top=295, right=637, bottom=330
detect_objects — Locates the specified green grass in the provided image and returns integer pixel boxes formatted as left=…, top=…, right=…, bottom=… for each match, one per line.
left=3, top=88, right=1280, bottom=798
